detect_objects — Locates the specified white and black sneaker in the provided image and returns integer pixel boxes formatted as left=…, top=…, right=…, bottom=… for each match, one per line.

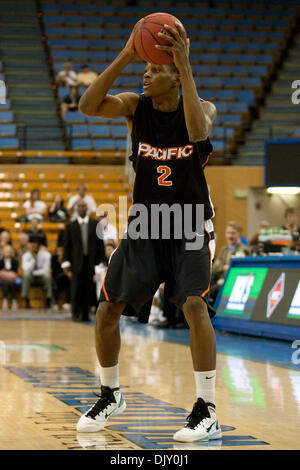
left=173, top=398, right=222, bottom=442
left=76, top=386, right=126, bottom=432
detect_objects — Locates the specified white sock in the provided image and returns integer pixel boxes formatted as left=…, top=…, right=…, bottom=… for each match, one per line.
left=99, top=364, right=119, bottom=389
left=194, top=370, right=216, bottom=405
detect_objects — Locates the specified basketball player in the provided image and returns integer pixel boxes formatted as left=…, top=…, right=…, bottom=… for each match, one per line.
left=76, top=21, right=221, bottom=442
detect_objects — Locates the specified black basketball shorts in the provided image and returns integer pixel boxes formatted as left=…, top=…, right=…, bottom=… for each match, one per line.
left=99, top=219, right=216, bottom=318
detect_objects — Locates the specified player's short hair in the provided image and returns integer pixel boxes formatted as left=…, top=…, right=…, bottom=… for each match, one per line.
left=166, top=62, right=179, bottom=75
left=226, top=221, right=242, bottom=234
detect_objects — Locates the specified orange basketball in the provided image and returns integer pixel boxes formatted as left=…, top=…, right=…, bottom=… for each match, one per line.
left=133, top=12, right=185, bottom=65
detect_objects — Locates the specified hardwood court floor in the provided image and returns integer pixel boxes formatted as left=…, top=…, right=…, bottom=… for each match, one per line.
left=0, top=312, right=299, bottom=450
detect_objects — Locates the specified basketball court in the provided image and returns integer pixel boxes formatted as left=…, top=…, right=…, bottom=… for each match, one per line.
left=0, top=311, right=299, bottom=451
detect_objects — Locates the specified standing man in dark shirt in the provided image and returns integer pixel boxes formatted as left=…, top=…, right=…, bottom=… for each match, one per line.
left=76, top=21, right=220, bottom=443
left=62, top=200, right=105, bottom=322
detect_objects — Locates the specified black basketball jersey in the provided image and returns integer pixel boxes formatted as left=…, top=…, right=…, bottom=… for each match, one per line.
left=129, top=93, right=214, bottom=221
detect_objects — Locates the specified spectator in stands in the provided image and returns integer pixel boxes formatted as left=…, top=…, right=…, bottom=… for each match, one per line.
left=210, top=221, right=250, bottom=302
left=21, top=237, right=52, bottom=309
left=61, top=86, right=81, bottom=119
left=0, top=245, right=19, bottom=311
left=62, top=199, right=105, bottom=322
left=283, top=208, right=300, bottom=250
left=98, top=214, right=118, bottom=245
left=48, top=194, right=68, bottom=222
left=0, top=230, right=13, bottom=257
left=56, top=62, right=77, bottom=87
left=51, top=245, right=70, bottom=312
left=17, top=232, right=29, bottom=266
left=23, top=188, right=47, bottom=222
left=76, top=64, right=98, bottom=87
left=67, top=183, right=97, bottom=221
left=26, top=217, right=48, bottom=248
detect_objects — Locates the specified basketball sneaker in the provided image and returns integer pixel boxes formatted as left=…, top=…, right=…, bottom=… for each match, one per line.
left=76, top=386, right=126, bottom=432
left=173, top=398, right=222, bottom=442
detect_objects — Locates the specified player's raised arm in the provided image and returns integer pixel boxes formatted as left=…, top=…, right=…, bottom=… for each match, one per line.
left=78, top=25, right=140, bottom=119
left=156, top=22, right=216, bottom=142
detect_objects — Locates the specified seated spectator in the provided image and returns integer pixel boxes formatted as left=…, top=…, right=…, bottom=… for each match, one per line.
left=61, top=86, right=81, bottom=119
left=17, top=232, right=29, bottom=266
left=23, top=188, right=47, bottom=222
left=51, top=245, right=70, bottom=311
left=26, top=217, right=48, bottom=248
left=0, top=230, right=13, bottom=257
left=98, top=214, right=118, bottom=245
left=283, top=208, right=300, bottom=251
left=48, top=194, right=68, bottom=222
left=67, top=183, right=97, bottom=221
left=76, top=64, right=98, bottom=87
left=21, top=237, right=52, bottom=309
left=56, top=62, right=77, bottom=87
left=0, top=245, right=19, bottom=311
left=210, top=221, right=250, bottom=303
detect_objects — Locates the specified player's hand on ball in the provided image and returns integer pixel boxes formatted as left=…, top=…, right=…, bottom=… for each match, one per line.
left=123, top=21, right=142, bottom=61
left=156, top=21, right=190, bottom=72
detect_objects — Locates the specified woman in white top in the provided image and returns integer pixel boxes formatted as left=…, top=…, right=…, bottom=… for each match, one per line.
left=23, top=188, right=47, bottom=222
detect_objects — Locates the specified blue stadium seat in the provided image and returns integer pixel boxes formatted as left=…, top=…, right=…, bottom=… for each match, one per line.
left=198, top=90, right=216, bottom=100
left=242, top=77, right=261, bottom=88
left=294, top=127, right=300, bottom=137
left=223, top=77, right=242, bottom=88
left=236, top=90, right=255, bottom=105
left=215, top=102, right=228, bottom=113
left=48, top=38, right=67, bottom=48
left=68, top=124, right=89, bottom=137
left=51, top=50, right=70, bottom=61
left=45, top=27, right=65, bottom=37
left=193, top=65, right=212, bottom=76
left=71, top=138, right=93, bottom=150
left=211, top=65, right=231, bottom=76
left=87, top=39, right=106, bottom=49
left=63, top=16, right=82, bottom=26
left=0, top=137, right=19, bottom=149
left=231, top=65, right=249, bottom=76
left=82, top=27, right=101, bottom=37
left=199, top=53, right=218, bottom=64
left=93, top=139, right=116, bottom=150
left=216, top=90, right=236, bottom=101
left=43, top=15, right=63, bottom=25
left=0, top=111, right=13, bottom=123
left=89, top=125, right=111, bottom=138
left=210, top=140, right=225, bottom=152
left=221, top=114, right=241, bottom=126
left=250, top=66, right=267, bottom=76
left=67, top=38, right=88, bottom=49
left=220, top=53, right=239, bottom=64
left=82, top=17, right=103, bottom=26
left=110, top=125, right=128, bottom=138
left=238, top=54, right=255, bottom=64
left=69, top=50, right=89, bottom=61
left=228, top=102, right=248, bottom=113
left=0, top=124, right=16, bottom=136
left=200, top=77, right=223, bottom=88
left=88, top=51, right=107, bottom=61
left=205, top=41, right=223, bottom=52
left=115, top=139, right=127, bottom=150
left=64, top=27, right=84, bottom=37
left=212, top=127, right=234, bottom=139
left=77, top=4, right=98, bottom=13
left=64, top=111, right=86, bottom=124
left=256, top=54, right=273, bottom=64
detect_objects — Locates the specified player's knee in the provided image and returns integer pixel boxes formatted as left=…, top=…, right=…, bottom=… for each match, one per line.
left=96, top=301, right=121, bottom=331
left=183, top=296, right=208, bottom=323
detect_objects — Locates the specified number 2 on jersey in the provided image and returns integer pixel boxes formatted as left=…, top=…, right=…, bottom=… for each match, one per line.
left=157, top=165, right=172, bottom=186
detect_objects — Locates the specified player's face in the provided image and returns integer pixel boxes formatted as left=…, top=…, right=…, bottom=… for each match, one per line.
left=143, top=63, right=178, bottom=97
